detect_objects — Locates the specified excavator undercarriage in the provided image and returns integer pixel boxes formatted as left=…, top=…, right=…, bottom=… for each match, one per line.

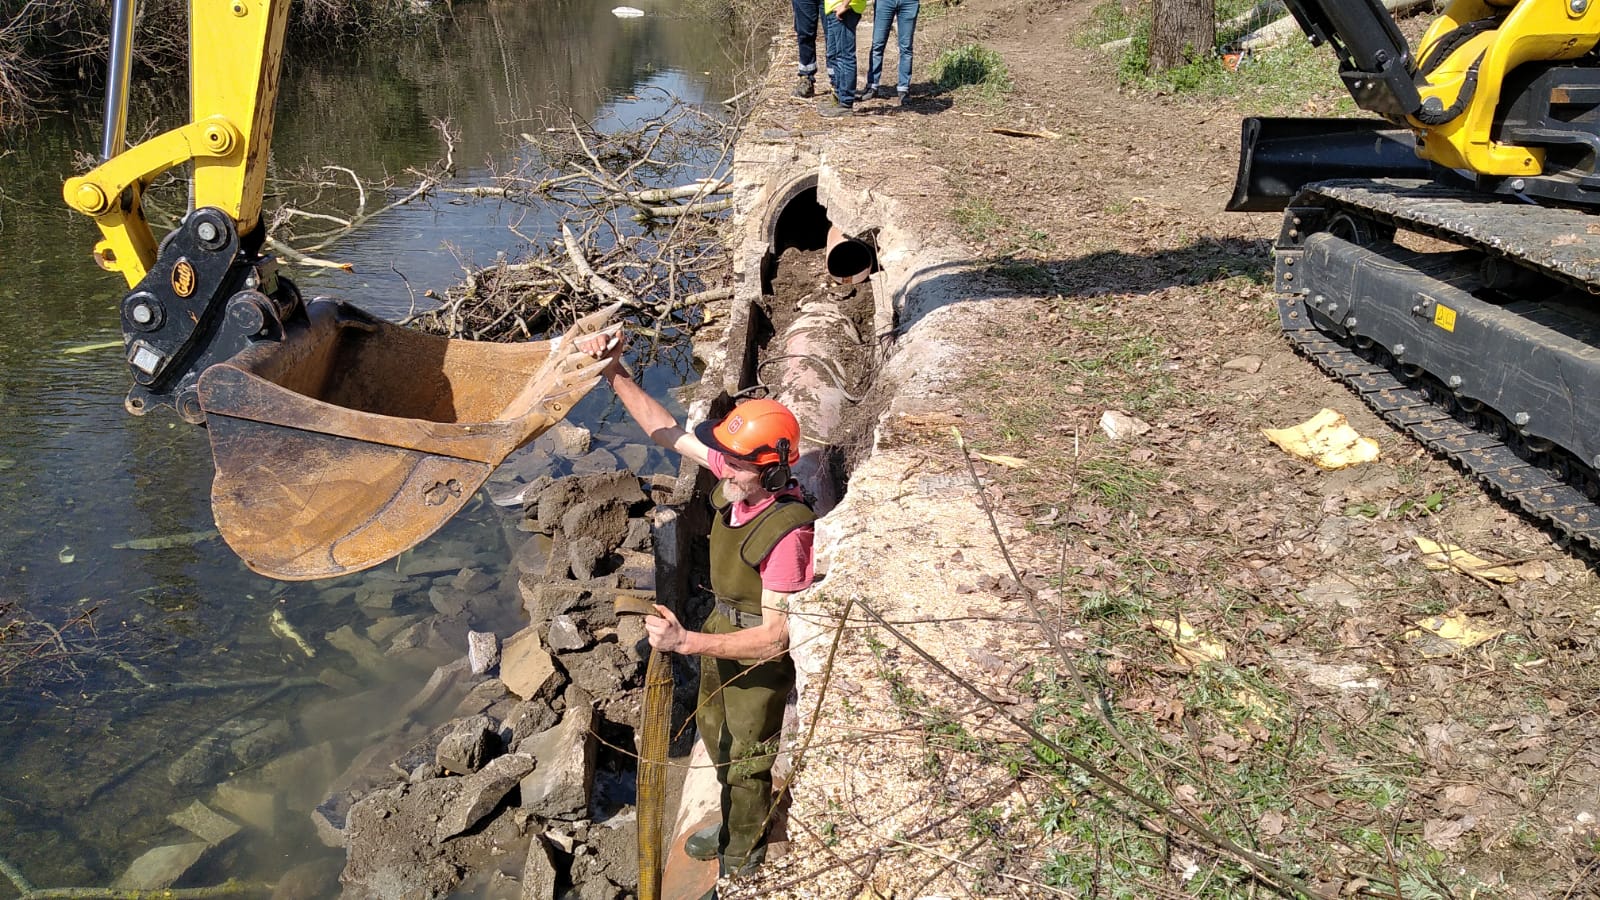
left=1232, top=0, right=1600, bottom=548
left=1275, top=179, right=1600, bottom=549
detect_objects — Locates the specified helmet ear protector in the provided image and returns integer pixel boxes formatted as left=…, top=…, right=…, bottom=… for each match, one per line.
left=760, top=437, right=793, bottom=492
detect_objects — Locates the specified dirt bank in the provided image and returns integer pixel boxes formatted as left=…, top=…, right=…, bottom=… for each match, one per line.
left=708, top=0, right=1600, bottom=897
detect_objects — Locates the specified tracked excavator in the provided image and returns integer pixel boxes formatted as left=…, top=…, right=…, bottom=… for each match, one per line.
left=64, top=0, right=619, bottom=581
left=1229, top=0, right=1600, bottom=548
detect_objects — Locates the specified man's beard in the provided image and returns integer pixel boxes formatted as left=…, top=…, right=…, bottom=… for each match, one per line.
left=723, top=480, right=749, bottom=504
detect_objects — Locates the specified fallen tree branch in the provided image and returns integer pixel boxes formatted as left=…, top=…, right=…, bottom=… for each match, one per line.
left=560, top=223, right=640, bottom=307
left=632, top=197, right=733, bottom=220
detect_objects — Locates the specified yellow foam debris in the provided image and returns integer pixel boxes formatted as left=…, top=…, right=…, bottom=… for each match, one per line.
left=1148, top=614, right=1226, bottom=668
left=1413, top=536, right=1519, bottom=583
left=1406, top=609, right=1504, bottom=657
left=1262, top=408, right=1380, bottom=470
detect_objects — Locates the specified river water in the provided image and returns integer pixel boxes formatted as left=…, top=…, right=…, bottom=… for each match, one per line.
left=0, top=0, right=743, bottom=890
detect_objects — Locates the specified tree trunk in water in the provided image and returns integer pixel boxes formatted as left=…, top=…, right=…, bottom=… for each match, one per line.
left=1149, top=0, right=1215, bottom=71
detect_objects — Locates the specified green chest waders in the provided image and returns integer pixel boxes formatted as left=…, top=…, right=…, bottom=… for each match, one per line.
left=698, top=482, right=815, bottom=866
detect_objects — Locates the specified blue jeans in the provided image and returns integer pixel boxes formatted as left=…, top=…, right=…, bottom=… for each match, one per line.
left=867, top=0, right=919, bottom=92
left=793, top=0, right=821, bottom=76
left=823, top=10, right=861, bottom=105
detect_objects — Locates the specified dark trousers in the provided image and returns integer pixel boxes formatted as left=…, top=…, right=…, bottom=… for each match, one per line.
left=823, top=9, right=862, bottom=106
left=792, top=0, right=821, bottom=76
left=698, top=647, right=794, bottom=864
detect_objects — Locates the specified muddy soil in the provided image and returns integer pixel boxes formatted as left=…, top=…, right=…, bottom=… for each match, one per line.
left=723, top=0, right=1600, bottom=897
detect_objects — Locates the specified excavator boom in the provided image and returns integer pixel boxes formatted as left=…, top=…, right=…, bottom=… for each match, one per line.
left=63, top=0, right=617, bottom=580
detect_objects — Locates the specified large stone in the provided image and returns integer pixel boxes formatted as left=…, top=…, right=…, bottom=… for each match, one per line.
left=454, top=677, right=513, bottom=718
left=112, top=842, right=210, bottom=890
left=550, top=423, right=592, bottom=457
left=398, top=550, right=473, bottom=577
left=212, top=780, right=277, bottom=833
left=367, top=615, right=419, bottom=646
left=519, top=687, right=596, bottom=819
left=325, top=625, right=388, bottom=673
left=567, top=536, right=607, bottom=581
left=620, top=517, right=651, bottom=552
left=501, top=627, right=563, bottom=702
left=435, top=751, right=538, bottom=842
left=342, top=774, right=526, bottom=899
left=511, top=534, right=554, bottom=578
left=547, top=614, right=589, bottom=652
left=504, top=698, right=563, bottom=751
left=429, top=585, right=472, bottom=616
left=520, top=837, right=559, bottom=900
left=560, top=498, right=631, bottom=552
left=260, top=741, right=341, bottom=812
left=533, top=472, right=646, bottom=535
left=468, top=630, right=501, bottom=675
left=167, top=736, right=228, bottom=788
left=168, top=801, right=241, bottom=846
left=561, top=640, right=632, bottom=698
left=570, top=447, right=619, bottom=474
left=520, top=580, right=589, bottom=624
left=454, top=567, right=499, bottom=594
left=437, top=714, right=501, bottom=775
left=231, top=719, right=291, bottom=767
left=270, top=858, right=342, bottom=900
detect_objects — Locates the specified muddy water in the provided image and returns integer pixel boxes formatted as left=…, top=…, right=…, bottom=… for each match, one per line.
left=0, top=0, right=742, bottom=890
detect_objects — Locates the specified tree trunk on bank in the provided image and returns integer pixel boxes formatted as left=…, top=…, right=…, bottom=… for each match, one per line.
left=1149, top=0, right=1215, bottom=71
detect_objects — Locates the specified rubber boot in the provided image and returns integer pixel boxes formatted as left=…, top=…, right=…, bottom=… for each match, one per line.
left=684, top=822, right=721, bottom=861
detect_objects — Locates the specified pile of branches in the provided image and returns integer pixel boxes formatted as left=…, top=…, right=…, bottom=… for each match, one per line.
left=0, top=599, right=106, bottom=688
left=401, top=91, right=740, bottom=344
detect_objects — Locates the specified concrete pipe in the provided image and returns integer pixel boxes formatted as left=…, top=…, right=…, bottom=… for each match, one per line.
left=825, top=225, right=874, bottom=285
left=771, top=299, right=861, bottom=516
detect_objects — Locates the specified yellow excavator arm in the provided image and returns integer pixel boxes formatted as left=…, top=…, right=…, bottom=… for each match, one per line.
left=64, top=0, right=288, bottom=286
left=61, top=0, right=619, bottom=581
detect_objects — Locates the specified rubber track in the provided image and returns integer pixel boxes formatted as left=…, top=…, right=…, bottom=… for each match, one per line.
left=1281, top=180, right=1600, bottom=551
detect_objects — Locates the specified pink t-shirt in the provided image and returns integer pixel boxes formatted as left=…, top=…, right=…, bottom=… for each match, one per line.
left=707, top=449, right=815, bottom=593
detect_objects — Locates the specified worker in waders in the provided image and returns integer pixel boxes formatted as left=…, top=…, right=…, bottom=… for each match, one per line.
left=581, top=335, right=815, bottom=890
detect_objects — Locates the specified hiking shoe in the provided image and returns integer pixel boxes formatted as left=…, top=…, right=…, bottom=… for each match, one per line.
left=792, top=76, right=815, bottom=98
left=867, top=84, right=893, bottom=100
left=897, top=90, right=909, bottom=106
left=817, top=97, right=856, bottom=117
left=684, top=823, right=721, bottom=861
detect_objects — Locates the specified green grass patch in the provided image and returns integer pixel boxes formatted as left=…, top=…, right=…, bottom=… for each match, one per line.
left=1079, top=457, right=1162, bottom=510
left=931, top=42, right=1012, bottom=104
left=1086, top=0, right=1355, bottom=115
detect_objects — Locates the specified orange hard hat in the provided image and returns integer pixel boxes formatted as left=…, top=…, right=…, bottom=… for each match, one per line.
left=694, top=399, right=801, bottom=466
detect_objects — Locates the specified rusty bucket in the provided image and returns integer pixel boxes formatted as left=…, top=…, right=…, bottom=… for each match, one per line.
left=197, top=300, right=620, bottom=580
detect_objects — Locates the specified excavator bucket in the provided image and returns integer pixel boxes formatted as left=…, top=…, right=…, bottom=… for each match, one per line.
left=196, top=300, right=621, bottom=580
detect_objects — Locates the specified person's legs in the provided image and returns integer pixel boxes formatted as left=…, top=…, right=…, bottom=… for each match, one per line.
left=866, top=0, right=894, bottom=95
left=715, top=654, right=795, bottom=866
left=832, top=9, right=860, bottom=106
left=696, top=652, right=733, bottom=855
left=792, top=0, right=820, bottom=79
left=896, top=0, right=919, bottom=94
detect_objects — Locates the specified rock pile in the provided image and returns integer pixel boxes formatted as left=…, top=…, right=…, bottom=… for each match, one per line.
left=323, top=467, right=669, bottom=899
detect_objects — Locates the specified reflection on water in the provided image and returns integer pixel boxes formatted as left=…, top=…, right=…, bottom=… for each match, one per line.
left=0, top=0, right=744, bottom=889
